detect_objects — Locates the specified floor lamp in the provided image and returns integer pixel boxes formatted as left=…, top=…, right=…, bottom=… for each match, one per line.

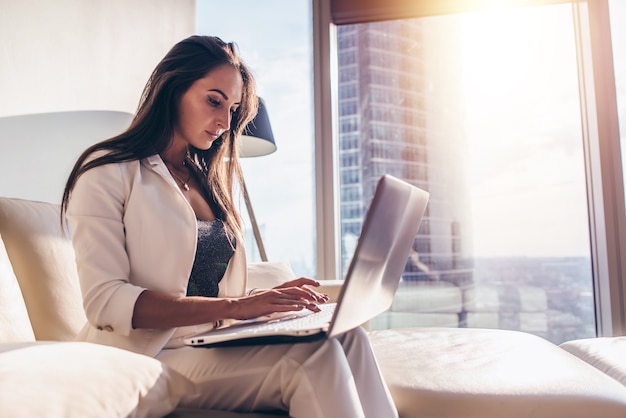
left=240, top=97, right=277, bottom=262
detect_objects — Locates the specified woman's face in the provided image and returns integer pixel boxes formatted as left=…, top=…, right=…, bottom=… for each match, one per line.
left=173, top=64, right=243, bottom=151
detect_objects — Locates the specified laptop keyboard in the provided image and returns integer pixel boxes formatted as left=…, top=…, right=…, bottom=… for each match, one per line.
left=243, top=302, right=336, bottom=334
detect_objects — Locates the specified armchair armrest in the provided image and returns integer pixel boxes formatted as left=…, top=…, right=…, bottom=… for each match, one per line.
left=314, top=280, right=344, bottom=303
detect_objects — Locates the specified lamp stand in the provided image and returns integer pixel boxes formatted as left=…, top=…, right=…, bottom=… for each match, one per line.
left=241, top=175, right=268, bottom=262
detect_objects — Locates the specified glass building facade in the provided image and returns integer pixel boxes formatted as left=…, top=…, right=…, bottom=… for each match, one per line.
left=337, top=20, right=473, bottom=287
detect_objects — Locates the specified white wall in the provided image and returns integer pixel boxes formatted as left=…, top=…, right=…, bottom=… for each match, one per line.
left=0, top=0, right=195, bottom=116
left=0, top=0, right=195, bottom=203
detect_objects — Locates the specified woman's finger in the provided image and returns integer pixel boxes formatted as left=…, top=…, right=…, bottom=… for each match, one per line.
left=275, top=277, right=320, bottom=289
left=273, top=286, right=329, bottom=304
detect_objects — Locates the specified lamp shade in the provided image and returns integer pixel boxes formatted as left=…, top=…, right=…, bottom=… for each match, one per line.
left=240, top=97, right=277, bottom=157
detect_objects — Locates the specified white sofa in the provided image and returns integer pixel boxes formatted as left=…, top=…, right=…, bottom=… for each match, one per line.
left=2, top=196, right=626, bottom=418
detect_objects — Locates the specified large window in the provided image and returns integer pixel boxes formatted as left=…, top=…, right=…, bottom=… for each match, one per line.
left=196, top=0, right=316, bottom=276
left=323, top=0, right=626, bottom=344
left=197, top=1, right=625, bottom=342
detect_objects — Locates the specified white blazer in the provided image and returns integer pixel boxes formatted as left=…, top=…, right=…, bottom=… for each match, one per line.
left=67, top=154, right=247, bottom=356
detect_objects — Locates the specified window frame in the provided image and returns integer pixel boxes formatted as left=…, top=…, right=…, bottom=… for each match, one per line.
left=312, top=0, right=626, bottom=336
left=573, top=0, right=626, bottom=336
left=330, top=0, right=573, bottom=24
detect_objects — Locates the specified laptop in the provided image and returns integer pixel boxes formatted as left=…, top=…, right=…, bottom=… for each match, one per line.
left=184, top=174, right=430, bottom=347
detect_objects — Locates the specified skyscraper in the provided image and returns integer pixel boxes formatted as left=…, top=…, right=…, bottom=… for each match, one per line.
left=337, top=18, right=473, bottom=287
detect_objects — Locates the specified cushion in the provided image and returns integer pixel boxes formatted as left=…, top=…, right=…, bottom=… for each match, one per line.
left=392, top=281, right=462, bottom=313
left=0, top=341, right=193, bottom=418
left=0, top=235, right=35, bottom=343
left=369, top=327, right=626, bottom=418
left=560, top=337, right=626, bottom=386
left=247, top=262, right=297, bottom=289
left=0, top=198, right=86, bottom=340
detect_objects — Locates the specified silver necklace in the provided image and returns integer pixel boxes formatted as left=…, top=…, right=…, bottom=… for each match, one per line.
left=164, top=160, right=192, bottom=191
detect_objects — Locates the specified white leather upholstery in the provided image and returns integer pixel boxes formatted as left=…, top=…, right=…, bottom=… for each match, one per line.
left=0, top=235, right=35, bottom=343
left=0, top=341, right=194, bottom=418
left=370, top=327, right=626, bottom=418
left=561, top=336, right=626, bottom=387
left=0, top=197, right=86, bottom=341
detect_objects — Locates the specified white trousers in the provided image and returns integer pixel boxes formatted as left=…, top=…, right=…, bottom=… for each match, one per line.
left=156, top=327, right=398, bottom=418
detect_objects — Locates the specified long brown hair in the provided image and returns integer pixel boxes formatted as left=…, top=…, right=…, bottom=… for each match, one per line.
left=61, top=36, right=258, bottom=238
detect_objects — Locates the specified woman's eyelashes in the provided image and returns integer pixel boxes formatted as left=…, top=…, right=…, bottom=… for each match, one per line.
left=208, top=97, right=221, bottom=108
left=208, top=97, right=238, bottom=115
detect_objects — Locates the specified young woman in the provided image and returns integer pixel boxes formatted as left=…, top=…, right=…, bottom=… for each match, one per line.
left=62, top=35, right=397, bottom=418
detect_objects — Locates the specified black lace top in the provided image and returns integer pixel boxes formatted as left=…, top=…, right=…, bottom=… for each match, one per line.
left=186, top=218, right=235, bottom=297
